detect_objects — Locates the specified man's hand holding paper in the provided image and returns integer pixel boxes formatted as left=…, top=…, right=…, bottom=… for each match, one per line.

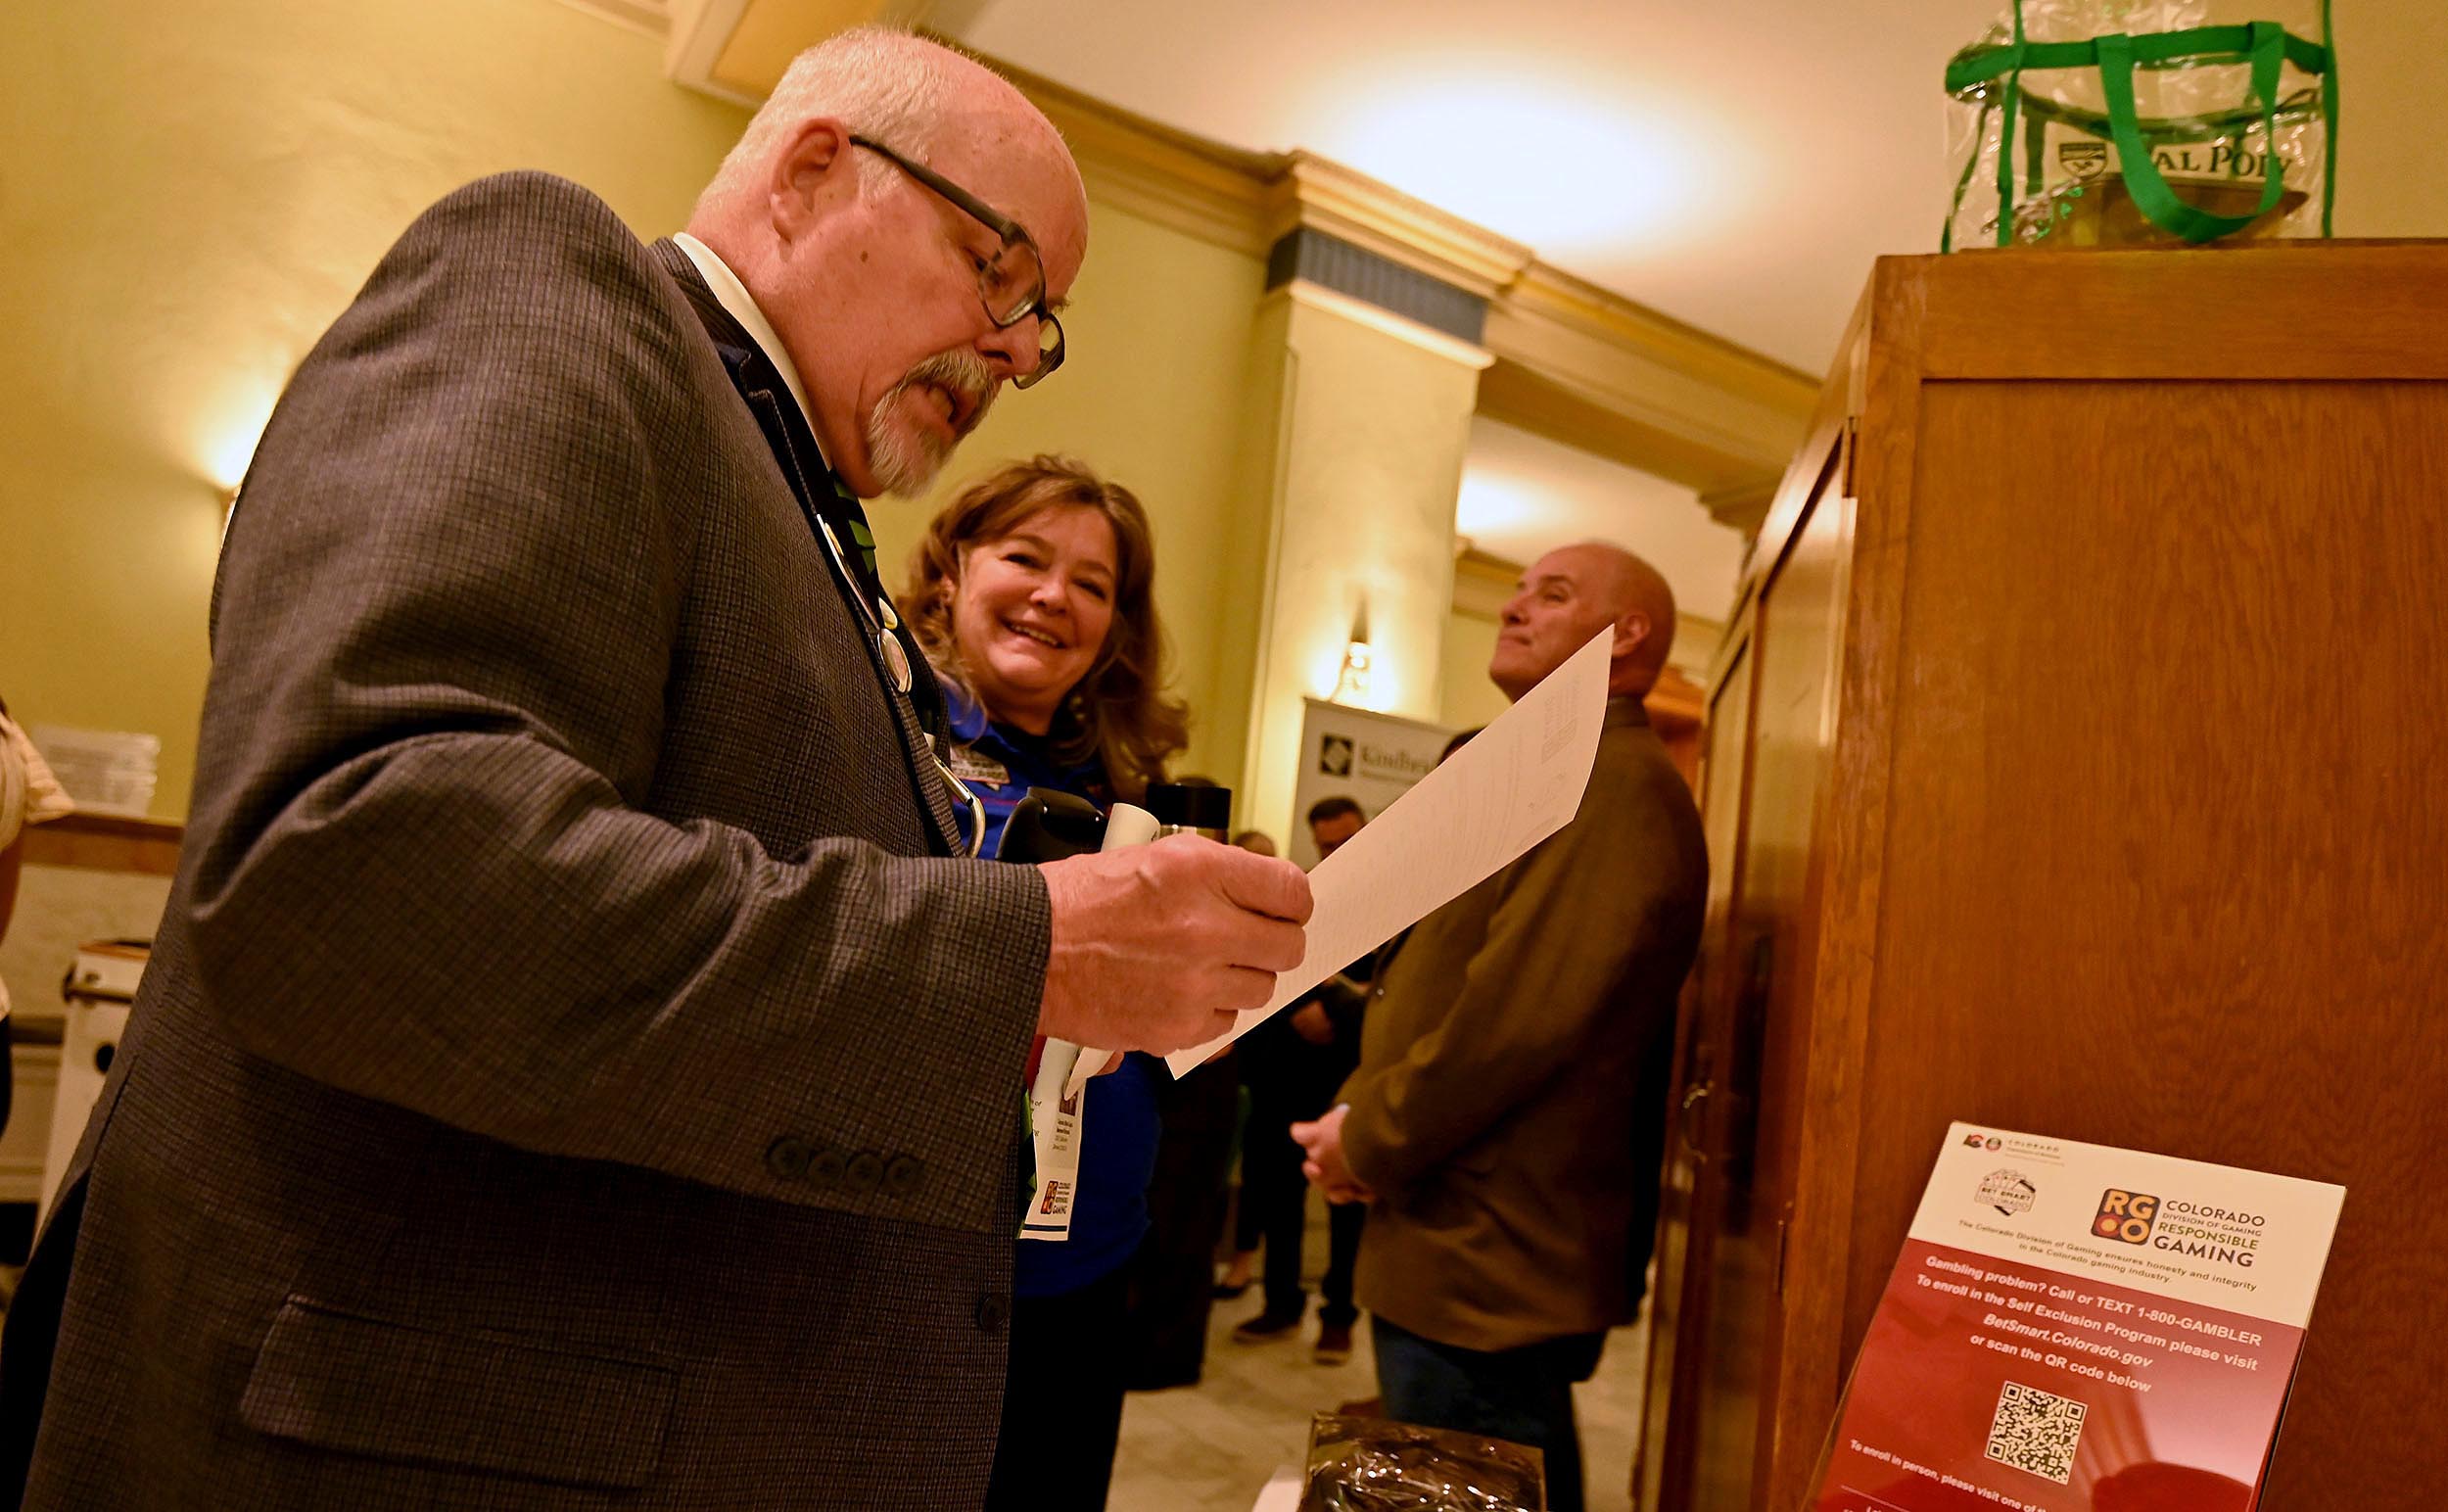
left=1164, top=628, right=1616, bottom=1076
left=1038, top=833, right=1312, bottom=1055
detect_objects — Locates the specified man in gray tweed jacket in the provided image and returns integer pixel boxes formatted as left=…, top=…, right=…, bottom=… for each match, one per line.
left=0, top=28, right=1308, bottom=1510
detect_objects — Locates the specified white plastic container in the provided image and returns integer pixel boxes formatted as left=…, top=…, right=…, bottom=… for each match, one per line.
left=25, top=726, right=160, bottom=818
left=41, top=940, right=146, bottom=1218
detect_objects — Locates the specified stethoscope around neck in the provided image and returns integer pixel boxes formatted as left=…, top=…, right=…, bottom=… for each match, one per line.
left=808, top=510, right=990, bottom=860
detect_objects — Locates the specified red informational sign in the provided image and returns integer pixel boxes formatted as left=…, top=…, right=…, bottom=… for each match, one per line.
left=1809, top=1125, right=2343, bottom=1512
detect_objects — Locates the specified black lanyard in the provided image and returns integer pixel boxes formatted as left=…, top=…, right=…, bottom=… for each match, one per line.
left=728, top=368, right=987, bottom=858
left=725, top=357, right=949, bottom=743
left=658, top=248, right=982, bottom=853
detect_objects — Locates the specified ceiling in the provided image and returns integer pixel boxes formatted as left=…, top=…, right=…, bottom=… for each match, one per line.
left=949, top=0, right=1935, bottom=610
left=952, top=0, right=2010, bottom=373
left=648, top=0, right=2443, bottom=617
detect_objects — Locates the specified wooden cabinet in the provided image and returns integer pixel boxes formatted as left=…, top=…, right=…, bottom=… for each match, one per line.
left=1637, top=243, right=2448, bottom=1512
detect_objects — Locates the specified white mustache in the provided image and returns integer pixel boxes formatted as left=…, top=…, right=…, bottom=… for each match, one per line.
left=894, top=349, right=996, bottom=443
left=863, top=347, right=999, bottom=498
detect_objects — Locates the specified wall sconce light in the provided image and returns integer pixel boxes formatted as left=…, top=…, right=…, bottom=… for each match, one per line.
left=1332, top=601, right=1374, bottom=707
left=201, top=370, right=285, bottom=542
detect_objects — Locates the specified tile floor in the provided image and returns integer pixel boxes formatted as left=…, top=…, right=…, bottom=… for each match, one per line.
left=1108, top=1271, right=1648, bottom=1512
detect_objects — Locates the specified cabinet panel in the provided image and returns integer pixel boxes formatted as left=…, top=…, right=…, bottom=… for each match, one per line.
left=1650, top=449, right=1854, bottom=1512
left=1851, top=378, right=2448, bottom=1507
left=1637, top=631, right=1755, bottom=1512
left=1667, top=246, right=2448, bottom=1512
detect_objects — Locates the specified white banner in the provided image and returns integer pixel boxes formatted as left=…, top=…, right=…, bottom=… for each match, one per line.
left=1286, top=698, right=1455, bottom=869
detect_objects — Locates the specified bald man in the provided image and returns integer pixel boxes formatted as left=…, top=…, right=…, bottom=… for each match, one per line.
left=0, top=28, right=1311, bottom=1509
left=1295, top=543, right=1707, bottom=1512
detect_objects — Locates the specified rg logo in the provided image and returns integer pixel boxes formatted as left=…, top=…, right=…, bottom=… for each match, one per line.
left=2095, top=1189, right=2159, bottom=1245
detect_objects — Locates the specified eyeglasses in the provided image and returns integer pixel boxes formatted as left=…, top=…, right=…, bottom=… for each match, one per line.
left=849, top=134, right=1066, bottom=389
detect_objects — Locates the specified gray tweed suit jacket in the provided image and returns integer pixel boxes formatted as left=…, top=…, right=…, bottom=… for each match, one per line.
left=0, top=172, right=1053, bottom=1509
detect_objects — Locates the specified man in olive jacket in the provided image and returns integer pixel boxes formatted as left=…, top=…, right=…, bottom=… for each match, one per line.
left=1296, top=543, right=1707, bottom=1512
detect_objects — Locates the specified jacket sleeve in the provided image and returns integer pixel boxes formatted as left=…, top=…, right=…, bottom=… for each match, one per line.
left=1316, top=966, right=1371, bottom=1043
left=1337, top=766, right=1700, bottom=1200
left=179, top=173, right=1046, bottom=1236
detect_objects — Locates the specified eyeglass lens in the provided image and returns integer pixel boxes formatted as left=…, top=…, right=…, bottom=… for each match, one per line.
left=983, top=247, right=1059, bottom=357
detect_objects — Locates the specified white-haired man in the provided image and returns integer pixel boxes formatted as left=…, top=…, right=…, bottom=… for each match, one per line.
left=0, top=29, right=1308, bottom=1509
left=1295, top=543, right=1707, bottom=1512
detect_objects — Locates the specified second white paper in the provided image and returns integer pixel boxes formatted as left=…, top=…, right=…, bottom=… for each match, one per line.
left=1166, top=628, right=1615, bottom=1076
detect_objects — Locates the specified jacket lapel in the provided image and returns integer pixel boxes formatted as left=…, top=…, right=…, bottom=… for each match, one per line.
left=650, top=240, right=965, bottom=856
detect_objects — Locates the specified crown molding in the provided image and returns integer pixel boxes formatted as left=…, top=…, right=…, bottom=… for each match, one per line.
left=1451, top=547, right=1522, bottom=618
left=1499, top=260, right=1816, bottom=416
left=986, top=54, right=1282, bottom=258
left=1276, top=282, right=1494, bottom=372
left=558, top=0, right=671, bottom=40
left=1475, top=271, right=1813, bottom=508
left=1698, top=477, right=1781, bottom=534
left=663, top=0, right=759, bottom=106
left=1264, top=154, right=1532, bottom=301
left=1480, top=262, right=1815, bottom=476
left=713, top=0, right=910, bottom=99
left=653, top=5, right=1808, bottom=534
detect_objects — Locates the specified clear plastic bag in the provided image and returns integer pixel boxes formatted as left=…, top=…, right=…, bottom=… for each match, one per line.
left=1297, top=1413, right=1546, bottom=1511
left=1943, top=0, right=2338, bottom=249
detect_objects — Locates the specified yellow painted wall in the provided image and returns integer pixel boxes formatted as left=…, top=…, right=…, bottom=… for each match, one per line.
left=1, top=0, right=1277, bottom=817
left=867, top=200, right=1269, bottom=792
left=1438, top=609, right=1511, bottom=733
left=1234, top=288, right=1483, bottom=848
left=1, top=0, right=752, bottom=818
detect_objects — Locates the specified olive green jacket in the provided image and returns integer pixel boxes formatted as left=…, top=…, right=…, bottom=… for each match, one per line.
left=1341, top=695, right=1707, bottom=1351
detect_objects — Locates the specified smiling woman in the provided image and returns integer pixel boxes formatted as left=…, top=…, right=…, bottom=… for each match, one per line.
left=896, top=455, right=1192, bottom=1511
left=898, top=454, right=1188, bottom=805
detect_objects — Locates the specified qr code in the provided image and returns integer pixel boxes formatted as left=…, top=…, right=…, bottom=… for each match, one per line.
left=1985, top=1380, right=2088, bottom=1485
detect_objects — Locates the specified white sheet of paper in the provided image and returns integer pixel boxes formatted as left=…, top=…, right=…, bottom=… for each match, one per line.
left=1166, top=628, right=1615, bottom=1077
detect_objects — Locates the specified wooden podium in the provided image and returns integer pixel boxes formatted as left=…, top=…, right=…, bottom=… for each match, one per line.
left=1637, top=243, right=2448, bottom=1512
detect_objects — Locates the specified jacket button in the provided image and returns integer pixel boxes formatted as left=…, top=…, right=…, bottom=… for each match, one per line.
left=884, top=1156, right=925, bottom=1196
left=807, top=1147, right=846, bottom=1188
left=764, top=1137, right=810, bottom=1181
left=975, top=1294, right=1009, bottom=1334
left=845, top=1152, right=884, bottom=1193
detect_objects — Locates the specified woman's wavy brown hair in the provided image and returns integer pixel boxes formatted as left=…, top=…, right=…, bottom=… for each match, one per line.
left=898, top=455, right=1189, bottom=801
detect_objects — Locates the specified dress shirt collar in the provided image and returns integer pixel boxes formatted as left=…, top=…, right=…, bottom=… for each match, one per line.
left=671, top=232, right=826, bottom=468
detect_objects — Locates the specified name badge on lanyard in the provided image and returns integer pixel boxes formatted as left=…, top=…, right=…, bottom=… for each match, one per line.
left=946, top=743, right=1011, bottom=789
left=1013, top=806, right=1152, bottom=1243
left=1021, top=1045, right=1087, bottom=1243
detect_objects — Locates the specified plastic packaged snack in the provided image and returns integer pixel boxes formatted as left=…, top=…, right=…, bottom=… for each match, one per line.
left=1297, top=1412, right=1545, bottom=1511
